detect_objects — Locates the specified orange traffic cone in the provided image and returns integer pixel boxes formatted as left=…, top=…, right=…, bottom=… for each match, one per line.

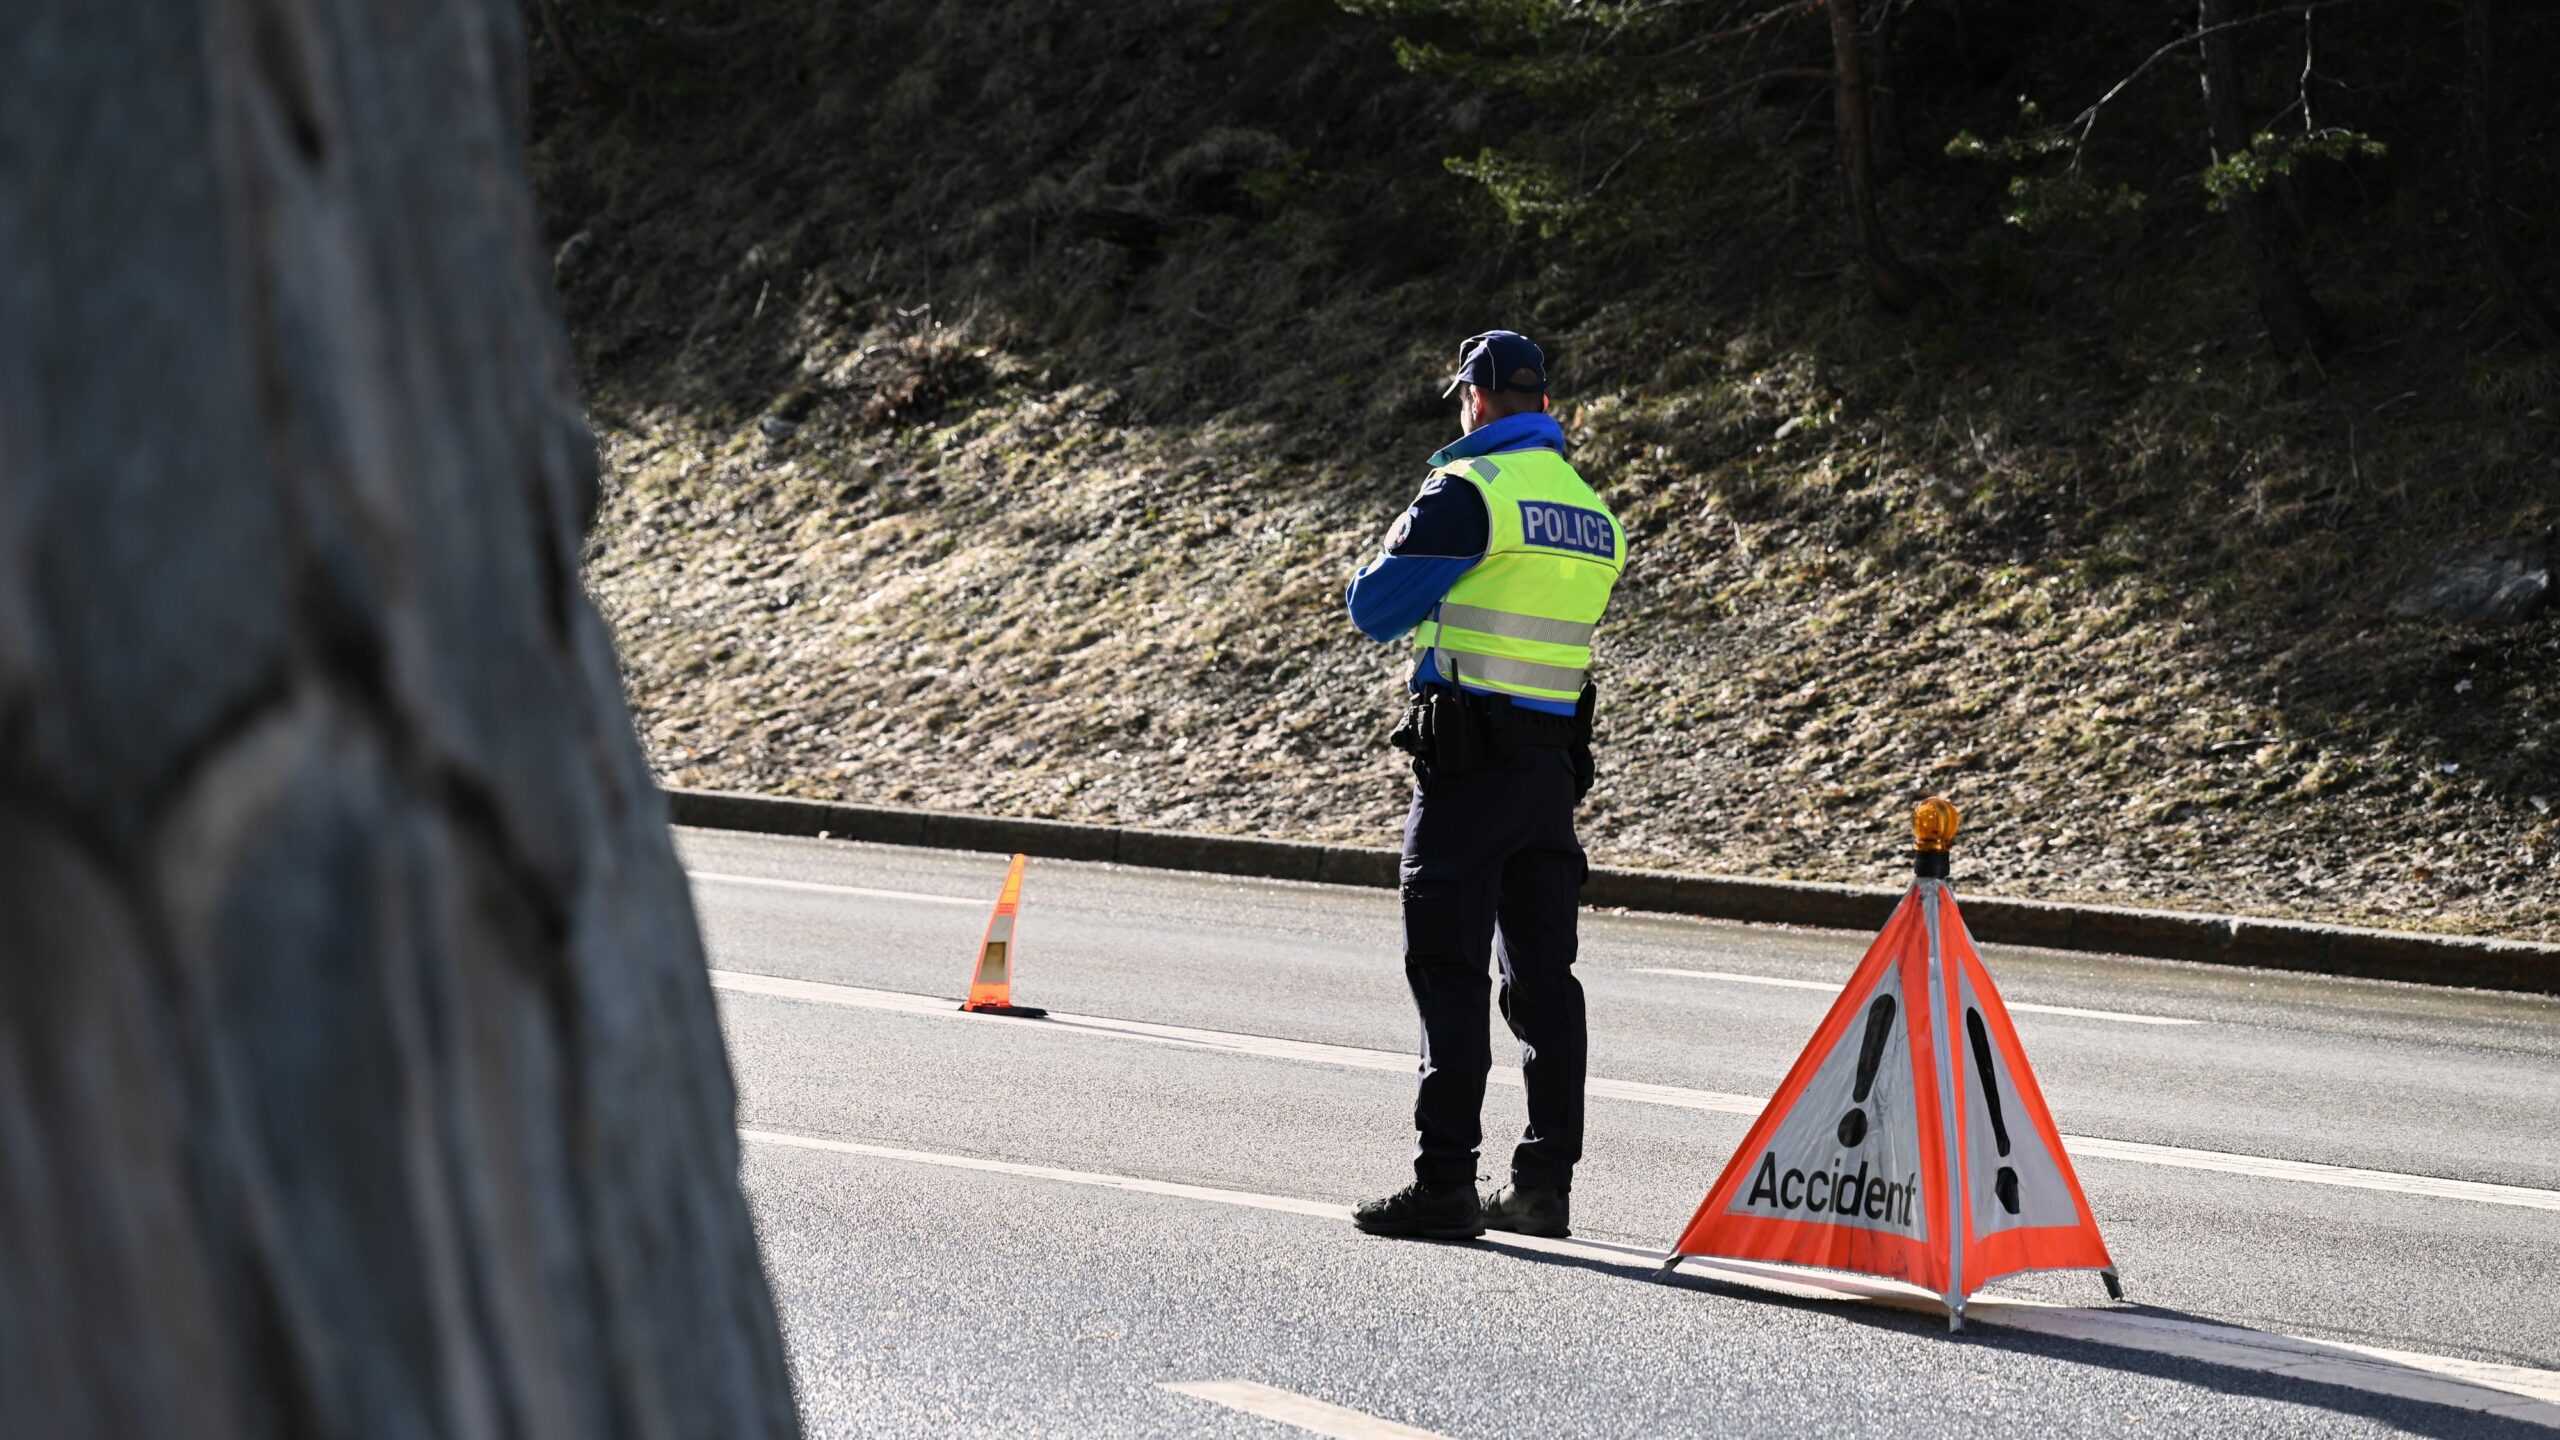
left=961, top=853, right=1047, bottom=1017
left=1656, top=797, right=2117, bottom=1331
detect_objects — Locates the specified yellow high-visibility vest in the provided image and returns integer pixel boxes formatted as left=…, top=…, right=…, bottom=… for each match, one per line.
left=1411, top=448, right=1625, bottom=704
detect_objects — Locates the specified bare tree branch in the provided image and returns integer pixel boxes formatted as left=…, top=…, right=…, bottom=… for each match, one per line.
left=2298, top=4, right=2318, bottom=133
left=2067, top=0, right=2387, bottom=173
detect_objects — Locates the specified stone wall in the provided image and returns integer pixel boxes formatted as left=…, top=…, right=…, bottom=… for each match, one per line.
left=0, top=1, right=796, bottom=1434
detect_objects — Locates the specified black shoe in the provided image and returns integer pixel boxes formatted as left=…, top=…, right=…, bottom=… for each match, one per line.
left=1482, top=1183, right=1570, bottom=1238
left=1352, top=1181, right=1484, bottom=1240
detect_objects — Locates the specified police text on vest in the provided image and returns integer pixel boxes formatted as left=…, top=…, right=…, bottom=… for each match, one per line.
left=1518, top=501, right=1615, bottom=559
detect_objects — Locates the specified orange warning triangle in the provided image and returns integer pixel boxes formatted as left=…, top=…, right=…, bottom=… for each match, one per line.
left=961, top=853, right=1047, bottom=1018
left=1664, top=799, right=2114, bottom=1328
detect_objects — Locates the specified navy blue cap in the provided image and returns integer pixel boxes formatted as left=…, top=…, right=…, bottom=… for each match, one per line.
left=1442, top=329, right=1547, bottom=398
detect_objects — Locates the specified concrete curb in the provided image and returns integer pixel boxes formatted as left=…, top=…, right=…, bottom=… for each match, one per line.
left=665, top=787, right=2559, bottom=996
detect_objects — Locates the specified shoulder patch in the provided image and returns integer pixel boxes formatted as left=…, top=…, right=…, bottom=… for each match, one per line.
left=1384, top=512, right=1416, bottom=553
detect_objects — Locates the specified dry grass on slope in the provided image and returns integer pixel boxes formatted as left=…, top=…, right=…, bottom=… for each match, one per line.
left=584, top=309, right=2560, bottom=942
left=551, top=1, right=2560, bottom=942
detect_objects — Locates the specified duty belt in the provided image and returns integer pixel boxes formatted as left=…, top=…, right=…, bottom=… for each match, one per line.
left=1498, top=706, right=1582, bottom=748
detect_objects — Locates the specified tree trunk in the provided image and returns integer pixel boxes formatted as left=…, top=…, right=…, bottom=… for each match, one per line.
left=534, top=0, right=607, bottom=105
left=2198, top=0, right=2332, bottom=357
left=1870, top=0, right=1908, bottom=178
left=2458, top=0, right=2560, bottom=348
left=0, top=2, right=798, bottom=1437
left=1829, top=0, right=1925, bottom=311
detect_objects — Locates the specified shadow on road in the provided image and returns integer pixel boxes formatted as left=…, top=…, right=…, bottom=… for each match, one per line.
left=1467, top=1235, right=2553, bottom=1438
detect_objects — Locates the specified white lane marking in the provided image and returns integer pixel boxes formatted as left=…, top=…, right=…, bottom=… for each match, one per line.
left=707, top=970, right=1763, bottom=1110
left=1631, top=968, right=1841, bottom=994
left=743, top=1128, right=2560, bottom=1424
left=687, top=871, right=984, bottom=908
left=741, top=1128, right=1344, bottom=1221
left=1160, top=1381, right=1453, bottom=1440
left=708, top=971, right=2560, bottom=1213
left=686, top=870, right=2205, bottom=1027
left=1634, top=967, right=2201, bottom=1027
left=2062, top=1135, right=2560, bottom=1208
left=689, top=873, right=2203, bottom=1028
left=712, top=971, right=963, bottom=1016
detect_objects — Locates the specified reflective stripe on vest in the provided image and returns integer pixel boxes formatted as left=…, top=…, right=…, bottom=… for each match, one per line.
left=1432, top=602, right=1595, bottom=649
left=1411, top=449, right=1624, bottom=704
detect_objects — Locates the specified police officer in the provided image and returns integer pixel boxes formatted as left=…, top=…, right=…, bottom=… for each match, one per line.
left=1344, top=330, right=1626, bottom=1241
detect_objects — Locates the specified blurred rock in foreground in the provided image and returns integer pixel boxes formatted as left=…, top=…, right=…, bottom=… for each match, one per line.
left=0, top=1, right=797, bottom=1435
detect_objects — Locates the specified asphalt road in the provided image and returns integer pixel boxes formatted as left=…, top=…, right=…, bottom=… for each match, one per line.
left=678, top=827, right=2560, bottom=1437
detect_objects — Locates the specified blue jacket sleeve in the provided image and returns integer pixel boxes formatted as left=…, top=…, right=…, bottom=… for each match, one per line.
left=1345, top=475, right=1488, bottom=642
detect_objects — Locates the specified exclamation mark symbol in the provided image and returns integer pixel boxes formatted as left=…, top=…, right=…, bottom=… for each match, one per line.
left=1966, top=1008, right=2021, bottom=1215
left=1835, top=994, right=1896, bottom=1147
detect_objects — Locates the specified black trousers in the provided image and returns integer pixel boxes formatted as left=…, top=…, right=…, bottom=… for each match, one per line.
left=1400, top=743, right=1587, bottom=1194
